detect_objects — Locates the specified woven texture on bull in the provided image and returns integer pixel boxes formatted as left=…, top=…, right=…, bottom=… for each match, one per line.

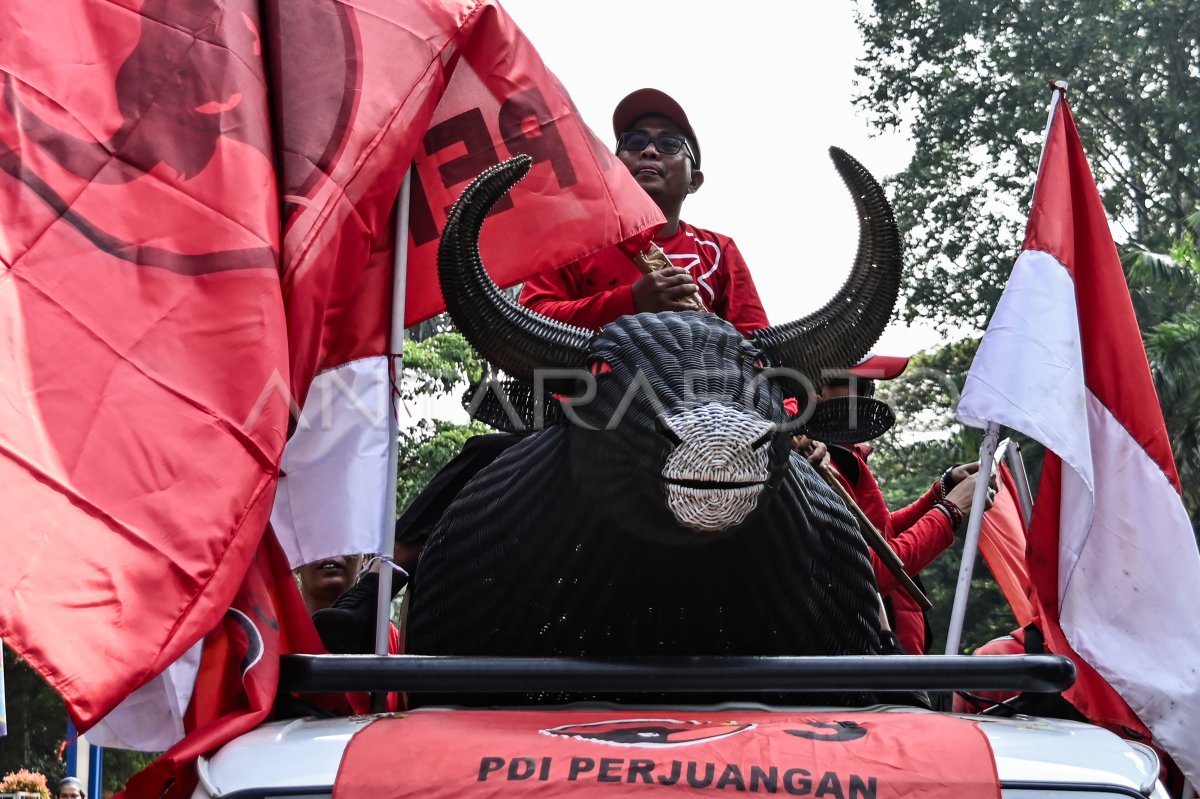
left=561, top=313, right=792, bottom=542
left=412, top=152, right=903, bottom=708
left=797, top=395, right=896, bottom=445
left=405, top=316, right=881, bottom=706
left=406, top=427, right=881, bottom=707
left=437, top=156, right=593, bottom=382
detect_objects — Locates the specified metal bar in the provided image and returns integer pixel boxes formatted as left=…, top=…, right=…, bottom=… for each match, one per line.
left=944, top=422, right=1001, bottom=654
left=279, top=653, right=1075, bottom=694
left=1003, top=440, right=1035, bottom=528
left=373, top=168, right=412, bottom=711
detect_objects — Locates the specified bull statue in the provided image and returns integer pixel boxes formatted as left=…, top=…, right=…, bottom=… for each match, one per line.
left=406, top=150, right=903, bottom=705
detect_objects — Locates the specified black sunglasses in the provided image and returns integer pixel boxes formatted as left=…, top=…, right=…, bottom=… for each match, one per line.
left=617, top=131, right=696, bottom=161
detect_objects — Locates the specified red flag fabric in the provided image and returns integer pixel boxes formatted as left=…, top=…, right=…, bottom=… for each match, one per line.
left=2, top=0, right=664, bottom=763
left=0, top=0, right=289, bottom=728
left=269, top=0, right=664, bottom=568
left=335, top=710, right=1001, bottom=799
left=956, top=88, right=1200, bottom=780
left=121, top=530, right=330, bottom=799
left=401, top=6, right=664, bottom=326
left=976, top=463, right=1035, bottom=628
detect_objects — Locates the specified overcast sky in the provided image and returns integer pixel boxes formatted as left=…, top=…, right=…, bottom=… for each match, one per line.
left=502, top=0, right=948, bottom=355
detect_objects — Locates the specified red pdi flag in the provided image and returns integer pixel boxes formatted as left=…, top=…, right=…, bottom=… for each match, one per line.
left=120, top=531, right=330, bottom=799
left=2, top=0, right=662, bottom=766
left=0, top=0, right=290, bottom=730
left=269, top=0, right=665, bottom=569
left=336, top=710, right=1003, bottom=799
left=402, top=4, right=664, bottom=326
left=957, top=87, right=1200, bottom=780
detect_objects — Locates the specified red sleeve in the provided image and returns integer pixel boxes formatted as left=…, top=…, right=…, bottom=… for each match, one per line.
left=848, top=458, right=954, bottom=593
left=710, top=239, right=769, bottom=334
left=872, top=510, right=955, bottom=593
left=890, top=481, right=942, bottom=533
left=519, top=263, right=636, bottom=331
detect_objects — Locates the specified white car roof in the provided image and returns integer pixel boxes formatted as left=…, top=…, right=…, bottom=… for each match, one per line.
left=195, top=707, right=1162, bottom=799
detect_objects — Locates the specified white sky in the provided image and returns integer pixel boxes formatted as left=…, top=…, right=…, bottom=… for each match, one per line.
left=502, top=0, right=950, bottom=355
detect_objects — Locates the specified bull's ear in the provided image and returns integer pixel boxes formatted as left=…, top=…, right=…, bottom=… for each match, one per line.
left=438, top=155, right=592, bottom=381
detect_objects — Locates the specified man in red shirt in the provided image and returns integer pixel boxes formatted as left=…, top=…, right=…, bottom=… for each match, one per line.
left=805, top=355, right=994, bottom=655
left=520, top=88, right=769, bottom=334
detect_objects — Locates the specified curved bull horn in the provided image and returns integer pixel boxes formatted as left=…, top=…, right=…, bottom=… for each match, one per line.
left=438, top=155, right=593, bottom=381
left=749, top=147, right=902, bottom=388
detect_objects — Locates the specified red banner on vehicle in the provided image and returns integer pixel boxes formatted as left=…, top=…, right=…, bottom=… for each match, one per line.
left=335, top=709, right=1000, bottom=799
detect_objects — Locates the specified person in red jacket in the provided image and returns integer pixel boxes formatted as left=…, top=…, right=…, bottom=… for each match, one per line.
left=809, top=356, right=995, bottom=654
left=520, top=88, right=769, bottom=334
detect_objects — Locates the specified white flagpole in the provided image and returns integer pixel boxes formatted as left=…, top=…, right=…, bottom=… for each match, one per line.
left=943, top=421, right=1000, bottom=654
left=1002, top=440, right=1034, bottom=528
left=374, top=168, right=412, bottom=673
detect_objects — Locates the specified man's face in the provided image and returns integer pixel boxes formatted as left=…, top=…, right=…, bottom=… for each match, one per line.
left=58, top=786, right=82, bottom=799
left=817, top=382, right=853, bottom=401
left=297, top=555, right=365, bottom=610
left=616, top=114, right=702, bottom=209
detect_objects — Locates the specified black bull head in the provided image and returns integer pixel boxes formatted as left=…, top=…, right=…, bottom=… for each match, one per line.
left=435, top=150, right=901, bottom=541
left=402, top=151, right=903, bottom=704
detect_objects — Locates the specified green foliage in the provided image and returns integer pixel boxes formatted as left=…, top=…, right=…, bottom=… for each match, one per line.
left=855, top=0, right=1200, bottom=331
left=400, top=332, right=484, bottom=403
left=1, top=648, right=66, bottom=785
left=397, top=323, right=492, bottom=512
left=396, top=418, right=493, bottom=514
left=1126, top=215, right=1200, bottom=520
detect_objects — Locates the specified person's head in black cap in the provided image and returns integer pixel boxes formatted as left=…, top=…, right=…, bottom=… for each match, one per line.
left=612, top=88, right=703, bottom=236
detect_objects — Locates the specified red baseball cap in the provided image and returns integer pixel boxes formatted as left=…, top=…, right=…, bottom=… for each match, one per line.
left=612, top=88, right=701, bottom=168
left=847, top=353, right=909, bottom=380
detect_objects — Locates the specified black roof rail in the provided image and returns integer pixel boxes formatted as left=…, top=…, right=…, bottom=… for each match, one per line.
left=278, top=654, right=1075, bottom=694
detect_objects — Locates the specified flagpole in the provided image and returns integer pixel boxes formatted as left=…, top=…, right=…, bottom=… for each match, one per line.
left=1002, top=440, right=1034, bottom=528
left=373, top=168, right=411, bottom=699
left=943, top=421, right=1001, bottom=654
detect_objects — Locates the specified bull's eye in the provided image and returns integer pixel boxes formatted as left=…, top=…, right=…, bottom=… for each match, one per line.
left=589, top=358, right=613, bottom=376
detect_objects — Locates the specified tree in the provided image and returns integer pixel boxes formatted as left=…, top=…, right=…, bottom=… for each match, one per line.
left=1126, top=211, right=1200, bottom=520
left=397, top=325, right=491, bottom=514
left=0, top=647, right=153, bottom=797
left=854, top=0, right=1200, bottom=331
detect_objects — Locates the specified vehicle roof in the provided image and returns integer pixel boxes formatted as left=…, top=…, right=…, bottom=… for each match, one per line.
left=196, top=707, right=1161, bottom=798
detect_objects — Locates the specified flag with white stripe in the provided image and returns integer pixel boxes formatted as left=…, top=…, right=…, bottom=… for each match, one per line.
left=957, top=86, right=1200, bottom=780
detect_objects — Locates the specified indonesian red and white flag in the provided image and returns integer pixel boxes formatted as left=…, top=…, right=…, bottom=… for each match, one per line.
left=1, top=0, right=661, bottom=764
left=268, top=0, right=664, bottom=570
left=956, top=86, right=1200, bottom=780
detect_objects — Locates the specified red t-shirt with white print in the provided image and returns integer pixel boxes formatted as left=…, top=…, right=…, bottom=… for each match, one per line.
left=519, top=221, right=770, bottom=335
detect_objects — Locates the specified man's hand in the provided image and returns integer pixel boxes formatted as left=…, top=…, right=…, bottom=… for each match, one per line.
left=792, top=435, right=830, bottom=469
left=945, top=472, right=999, bottom=516
left=632, top=266, right=701, bottom=312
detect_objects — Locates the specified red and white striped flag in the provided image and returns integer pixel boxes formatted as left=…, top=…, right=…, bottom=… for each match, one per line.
left=1, top=0, right=660, bottom=774
left=957, top=86, right=1200, bottom=780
